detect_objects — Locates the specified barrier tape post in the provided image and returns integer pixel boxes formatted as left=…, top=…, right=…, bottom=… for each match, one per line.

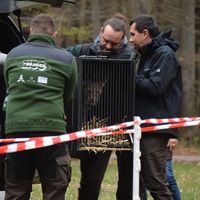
left=133, top=116, right=141, bottom=200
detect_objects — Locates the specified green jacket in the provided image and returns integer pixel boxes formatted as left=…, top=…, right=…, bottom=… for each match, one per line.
left=4, top=33, right=77, bottom=134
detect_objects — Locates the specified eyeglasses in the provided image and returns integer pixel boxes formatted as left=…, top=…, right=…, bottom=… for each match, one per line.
left=101, top=33, right=122, bottom=48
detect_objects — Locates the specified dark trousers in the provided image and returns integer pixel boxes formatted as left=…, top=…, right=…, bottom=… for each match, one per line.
left=143, top=149, right=181, bottom=200
left=5, top=133, right=71, bottom=200
left=0, top=123, right=5, bottom=191
left=140, top=134, right=173, bottom=200
left=78, top=150, right=133, bottom=200
left=0, top=154, right=5, bottom=191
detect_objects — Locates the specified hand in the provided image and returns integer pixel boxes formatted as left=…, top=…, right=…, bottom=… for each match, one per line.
left=167, top=138, right=178, bottom=152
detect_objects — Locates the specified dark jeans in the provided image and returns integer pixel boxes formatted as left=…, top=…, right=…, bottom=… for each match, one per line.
left=166, top=159, right=181, bottom=200
left=140, top=134, right=173, bottom=200
left=5, top=133, right=71, bottom=200
left=78, top=150, right=133, bottom=200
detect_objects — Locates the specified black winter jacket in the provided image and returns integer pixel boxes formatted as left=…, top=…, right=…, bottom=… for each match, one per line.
left=135, top=31, right=183, bottom=137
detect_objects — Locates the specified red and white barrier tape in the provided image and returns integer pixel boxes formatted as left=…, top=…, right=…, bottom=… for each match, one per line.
left=0, top=117, right=200, bottom=154
left=0, top=117, right=198, bottom=144
left=142, top=117, right=200, bottom=124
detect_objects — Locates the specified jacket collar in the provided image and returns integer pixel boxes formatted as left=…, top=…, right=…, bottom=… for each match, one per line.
left=91, top=35, right=129, bottom=57
left=27, top=33, right=56, bottom=46
left=141, top=30, right=179, bottom=55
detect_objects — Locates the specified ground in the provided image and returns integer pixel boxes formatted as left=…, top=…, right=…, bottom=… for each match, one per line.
left=174, top=145, right=200, bottom=156
left=173, top=145, right=200, bottom=162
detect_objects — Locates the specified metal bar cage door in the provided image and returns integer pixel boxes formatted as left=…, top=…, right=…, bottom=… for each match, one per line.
left=67, top=57, right=135, bottom=152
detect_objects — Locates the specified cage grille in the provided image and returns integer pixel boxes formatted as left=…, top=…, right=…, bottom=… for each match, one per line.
left=68, top=57, right=135, bottom=151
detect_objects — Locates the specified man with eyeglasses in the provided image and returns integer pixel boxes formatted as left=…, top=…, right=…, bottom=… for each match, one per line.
left=67, top=14, right=135, bottom=200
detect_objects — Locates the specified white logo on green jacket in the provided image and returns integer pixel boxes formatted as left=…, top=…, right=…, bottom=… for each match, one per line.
left=17, top=74, right=25, bottom=83
left=19, top=60, right=50, bottom=71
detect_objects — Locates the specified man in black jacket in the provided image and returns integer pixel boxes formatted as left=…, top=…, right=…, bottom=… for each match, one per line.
left=129, top=14, right=182, bottom=200
left=68, top=15, right=135, bottom=200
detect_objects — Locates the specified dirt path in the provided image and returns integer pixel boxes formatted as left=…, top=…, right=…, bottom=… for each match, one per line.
left=173, top=155, right=200, bottom=162
left=111, top=146, right=200, bottom=163
left=173, top=146, right=200, bottom=162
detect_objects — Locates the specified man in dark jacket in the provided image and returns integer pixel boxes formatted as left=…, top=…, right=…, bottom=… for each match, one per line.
left=129, top=14, right=182, bottom=200
left=67, top=15, right=135, bottom=200
left=4, top=14, right=77, bottom=200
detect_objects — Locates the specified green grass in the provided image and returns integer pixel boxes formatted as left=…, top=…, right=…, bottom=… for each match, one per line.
left=31, top=158, right=200, bottom=200
left=174, top=162, right=200, bottom=200
left=146, top=161, right=200, bottom=200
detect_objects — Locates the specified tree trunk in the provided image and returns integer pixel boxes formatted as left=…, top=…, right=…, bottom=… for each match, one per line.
left=180, top=0, right=195, bottom=115
left=179, top=0, right=196, bottom=143
left=80, top=0, right=87, bottom=27
left=128, top=0, right=154, bottom=16
left=195, top=0, right=200, bottom=114
left=91, top=0, right=100, bottom=38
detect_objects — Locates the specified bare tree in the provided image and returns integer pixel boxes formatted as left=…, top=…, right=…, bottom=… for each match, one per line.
left=195, top=1, right=200, bottom=115
left=91, top=0, right=100, bottom=38
left=180, top=0, right=196, bottom=116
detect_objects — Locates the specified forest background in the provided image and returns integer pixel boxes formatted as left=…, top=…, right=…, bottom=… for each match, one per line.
left=16, top=0, right=200, bottom=147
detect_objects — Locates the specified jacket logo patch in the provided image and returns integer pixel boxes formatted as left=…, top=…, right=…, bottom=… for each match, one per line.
left=17, top=74, right=25, bottom=83
left=37, top=76, right=48, bottom=84
left=19, top=60, right=50, bottom=71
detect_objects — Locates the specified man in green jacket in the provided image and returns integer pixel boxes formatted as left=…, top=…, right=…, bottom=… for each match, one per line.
left=4, top=14, right=77, bottom=200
